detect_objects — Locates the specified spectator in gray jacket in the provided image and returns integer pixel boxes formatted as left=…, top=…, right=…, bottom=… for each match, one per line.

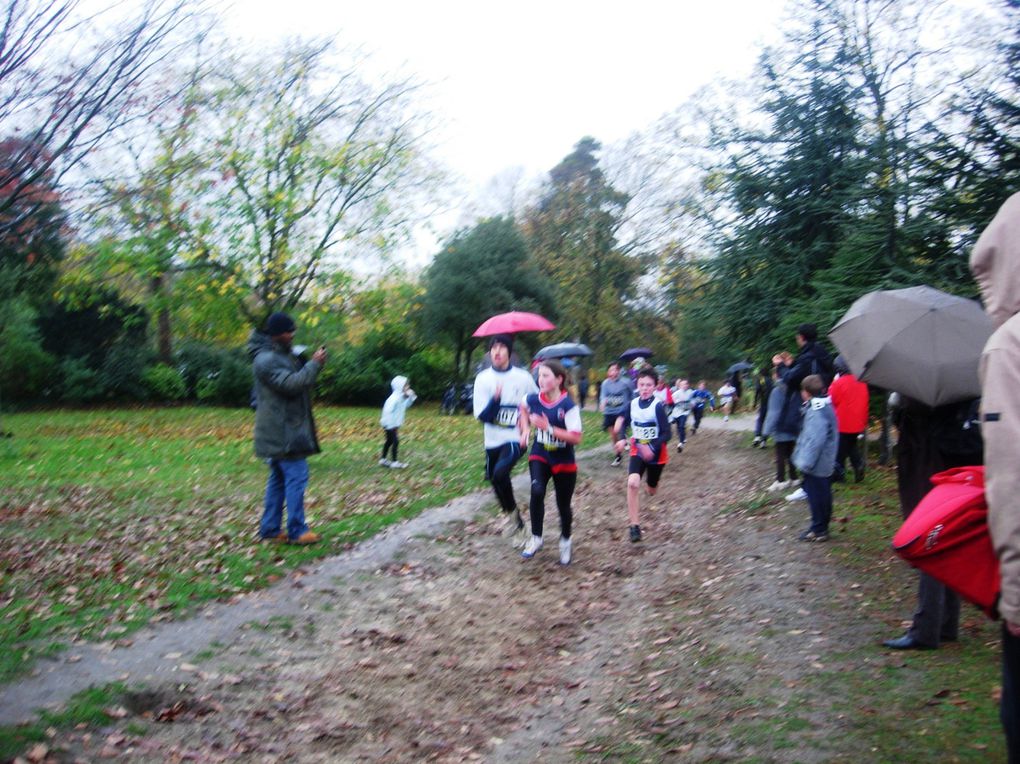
left=763, top=361, right=800, bottom=492
left=247, top=312, right=326, bottom=545
left=791, top=374, right=838, bottom=542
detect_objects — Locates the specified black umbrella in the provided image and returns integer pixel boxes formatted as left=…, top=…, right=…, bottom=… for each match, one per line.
left=535, top=342, right=594, bottom=359
left=726, top=361, right=754, bottom=375
left=619, top=347, right=654, bottom=362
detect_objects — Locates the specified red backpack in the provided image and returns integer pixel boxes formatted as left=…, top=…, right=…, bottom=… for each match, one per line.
left=892, top=466, right=1000, bottom=618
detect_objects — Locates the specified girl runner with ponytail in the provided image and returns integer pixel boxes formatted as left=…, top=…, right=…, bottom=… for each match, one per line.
left=519, top=360, right=583, bottom=565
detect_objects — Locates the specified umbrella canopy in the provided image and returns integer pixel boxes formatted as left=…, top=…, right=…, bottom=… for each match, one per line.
left=726, top=361, right=754, bottom=374
left=472, top=311, right=556, bottom=338
left=619, top=347, right=654, bottom=363
left=535, top=342, right=593, bottom=359
left=828, top=285, right=994, bottom=407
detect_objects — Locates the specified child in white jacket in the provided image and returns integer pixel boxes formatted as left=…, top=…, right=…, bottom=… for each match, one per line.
left=380, top=375, right=416, bottom=468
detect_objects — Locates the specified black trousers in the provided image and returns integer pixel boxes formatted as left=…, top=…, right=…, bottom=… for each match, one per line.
left=485, top=442, right=524, bottom=513
left=1003, top=625, right=1020, bottom=763
left=528, top=460, right=576, bottom=538
left=834, top=431, right=864, bottom=479
left=381, top=428, right=399, bottom=461
left=907, top=572, right=959, bottom=647
left=774, top=440, right=798, bottom=482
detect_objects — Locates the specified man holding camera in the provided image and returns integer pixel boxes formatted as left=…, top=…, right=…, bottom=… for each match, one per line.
left=248, top=311, right=327, bottom=545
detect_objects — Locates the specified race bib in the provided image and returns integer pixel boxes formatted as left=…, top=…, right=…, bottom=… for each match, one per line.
left=495, top=405, right=519, bottom=428
left=633, top=424, right=658, bottom=442
left=605, top=394, right=624, bottom=408
left=537, top=428, right=566, bottom=449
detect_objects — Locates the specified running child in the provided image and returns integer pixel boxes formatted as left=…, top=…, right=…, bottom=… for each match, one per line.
left=379, top=375, right=417, bottom=468
left=613, top=366, right=671, bottom=542
left=474, top=334, right=538, bottom=543
left=599, top=361, right=634, bottom=466
left=717, top=379, right=737, bottom=422
left=519, top=360, right=583, bottom=565
left=690, top=381, right=715, bottom=434
left=670, top=378, right=693, bottom=452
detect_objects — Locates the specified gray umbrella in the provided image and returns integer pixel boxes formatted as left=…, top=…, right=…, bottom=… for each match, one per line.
left=828, top=285, right=993, bottom=407
left=726, top=361, right=754, bottom=375
left=534, top=342, right=593, bottom=359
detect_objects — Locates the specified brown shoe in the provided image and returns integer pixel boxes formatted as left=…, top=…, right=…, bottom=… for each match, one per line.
left=260, top=531, right=288, bottom=543
left=290, top=531, right=321, bottom=545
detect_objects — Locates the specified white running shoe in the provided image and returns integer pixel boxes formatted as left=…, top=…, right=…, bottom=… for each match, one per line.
left=378, top=458, right=391, bottom=467
left=766, top=480, right=788, bottom=492
left=521, top=535, right=544, bottom=558
left=723, top=415, right=729, bottom=422
left=785, top=487, right=808, bottom=501
left=559, top=536, right=572, bottom=565
left=388, top=461, right=407, bottom=469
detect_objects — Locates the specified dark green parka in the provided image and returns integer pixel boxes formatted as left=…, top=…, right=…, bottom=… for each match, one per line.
left=247, top=330, right=322, bottom=459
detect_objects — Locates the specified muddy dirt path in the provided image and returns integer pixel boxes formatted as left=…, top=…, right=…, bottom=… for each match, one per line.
left=6, top=417, right=886, bottom=762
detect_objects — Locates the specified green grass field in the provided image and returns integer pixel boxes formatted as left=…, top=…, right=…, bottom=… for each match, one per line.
left=817, top=462, right=1005, bottom=761
left=0, top=405, right=603, bottom=685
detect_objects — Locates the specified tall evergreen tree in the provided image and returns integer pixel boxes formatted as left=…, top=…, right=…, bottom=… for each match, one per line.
left=522, top=138, right=649, bottom=353
left=694, top=26, right=864, bottom=356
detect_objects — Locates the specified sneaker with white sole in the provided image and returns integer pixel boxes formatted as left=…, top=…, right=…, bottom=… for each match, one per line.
left=388, top=461, right=407, bottom=469
left=766, top=480, right=789, bottom=492
left=611, top=455, right=622, bottom=467
left=559, top=536, right=572, bottom=565
left=502, top=508, right=524, bottom=536
left=785, top=487, right=808, bottom=501
left=798, top=529, right=829, bottom=542
left=521, top=535, right=543, bottom=558
left=378, top=458, right=391, bottom=467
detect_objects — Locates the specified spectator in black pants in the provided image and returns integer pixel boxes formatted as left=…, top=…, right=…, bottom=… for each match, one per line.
left=882, top=395, right=982, bottom=650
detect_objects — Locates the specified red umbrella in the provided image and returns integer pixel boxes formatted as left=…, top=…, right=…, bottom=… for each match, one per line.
left=472, top=311, right=555, bottom=338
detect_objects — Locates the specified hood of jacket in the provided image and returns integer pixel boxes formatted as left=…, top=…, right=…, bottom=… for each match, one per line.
left=390, top=375, right=408, bottom=393
left=971, top=192, right=1020, bottom=329
left=246, top=329, right=273, bottom=360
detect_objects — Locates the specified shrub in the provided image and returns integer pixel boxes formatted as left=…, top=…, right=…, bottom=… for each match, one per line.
left=59, top=358, right=105, bottom=403
left=194, top=350, right=251, bottom=407
left=142, top=364, right=187, bottom=401
left=0, top=299, right=54, bottom=403
left=99, top=340, right=151, bottom=401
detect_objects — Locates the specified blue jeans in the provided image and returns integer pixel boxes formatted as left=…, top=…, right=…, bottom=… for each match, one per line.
left=260, top=458, right=310, bottom=540
left=801, top=473, right=832, bottom=535
left=674, top=414, right=688, bottom=444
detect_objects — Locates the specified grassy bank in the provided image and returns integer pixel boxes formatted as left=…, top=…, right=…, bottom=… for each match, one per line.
left=0, top=405, right=603, bottom=685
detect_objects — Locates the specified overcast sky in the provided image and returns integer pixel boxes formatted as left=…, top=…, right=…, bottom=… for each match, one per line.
left=226, top=1, right=789, bottom=202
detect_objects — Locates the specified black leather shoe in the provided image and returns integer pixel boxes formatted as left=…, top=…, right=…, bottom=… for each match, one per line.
left=883, top=635, right=933, bottom=650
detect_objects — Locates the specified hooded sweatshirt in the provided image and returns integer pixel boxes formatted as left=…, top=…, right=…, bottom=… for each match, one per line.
left=791, top=395, right=837, bottom=477
left=971, top=191, right=1020, bottom=624
left=380, top=375, right=416, bottom=429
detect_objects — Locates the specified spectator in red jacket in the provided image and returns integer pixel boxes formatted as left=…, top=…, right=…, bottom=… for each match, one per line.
left=828, top=355, right=869, bottom=482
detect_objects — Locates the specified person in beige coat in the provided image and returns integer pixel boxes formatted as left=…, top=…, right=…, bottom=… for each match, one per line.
left=971, top=190, right=1020, bottom=762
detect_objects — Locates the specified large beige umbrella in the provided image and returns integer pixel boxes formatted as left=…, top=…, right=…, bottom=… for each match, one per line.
left=828, top=285, right=993, bottom=407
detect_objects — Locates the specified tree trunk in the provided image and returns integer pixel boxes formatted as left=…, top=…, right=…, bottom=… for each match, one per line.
left=157, top=307, right=172, bottom=363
